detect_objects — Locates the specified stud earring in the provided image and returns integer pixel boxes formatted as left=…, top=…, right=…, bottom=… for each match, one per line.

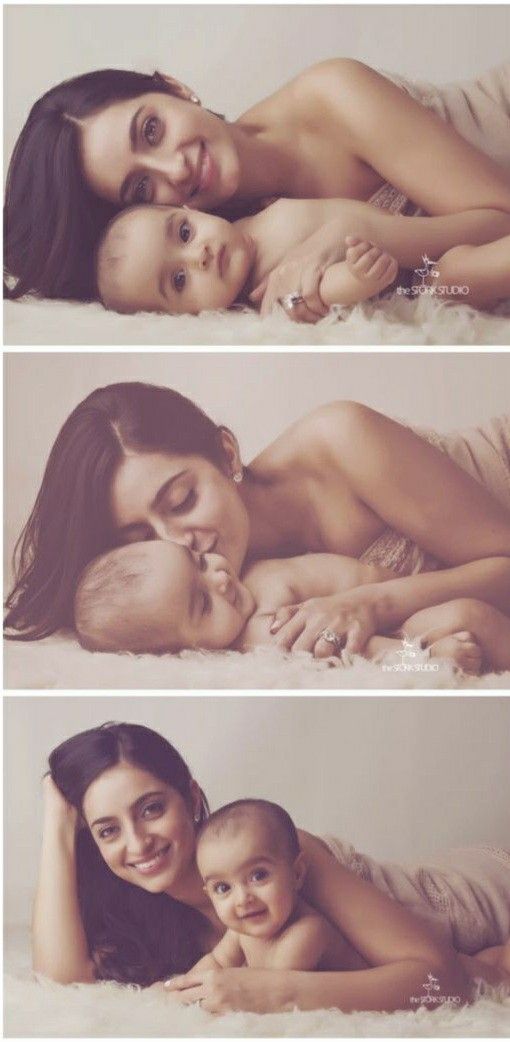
left=190, top=93, right=200, bottom=105
left=194, top=811, right=201, bottom=823
left=232, top=471, right=243, bottom=484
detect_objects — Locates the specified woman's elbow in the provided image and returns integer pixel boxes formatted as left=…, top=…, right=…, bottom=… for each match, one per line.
left=32, top=955, right=95, bottom=984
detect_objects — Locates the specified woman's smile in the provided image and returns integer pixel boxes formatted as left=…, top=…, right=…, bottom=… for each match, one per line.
left=128, top=842, right=173, bottom=877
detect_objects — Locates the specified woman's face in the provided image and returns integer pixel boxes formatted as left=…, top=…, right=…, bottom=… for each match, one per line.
left=110, top=448, right=250, bottom=575
left=82, top=761, right=198, bottom=894
left=79, top=90, right=240, bottom=212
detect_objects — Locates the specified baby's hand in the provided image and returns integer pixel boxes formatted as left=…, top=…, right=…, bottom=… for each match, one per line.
left=345, top=236, right=398, bottom=292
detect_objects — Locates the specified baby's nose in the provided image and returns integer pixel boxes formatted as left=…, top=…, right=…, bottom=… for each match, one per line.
left=190, top=243, right=212, bottom=271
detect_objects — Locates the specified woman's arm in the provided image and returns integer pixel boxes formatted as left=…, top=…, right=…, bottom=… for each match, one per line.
left=253, top=201, right=510, bottom=319
left=271, top=402, right=510, bottom=652
left=32, top=777, right=95, bottom=983
left=308, top=59, right=510, bottom=217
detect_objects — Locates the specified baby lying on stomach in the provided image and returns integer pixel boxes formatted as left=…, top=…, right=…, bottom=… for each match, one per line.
left=95, top=197, right=510, bottom=316
left=167, top=799, right=510, bottom=985
left=74, top=541, right=510, bottom=674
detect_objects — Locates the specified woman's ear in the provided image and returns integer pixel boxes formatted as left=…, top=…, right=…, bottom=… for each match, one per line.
left=218, top=427, right=243, bottom=479
left=293, top=852, right=307, bottom=891
left=156, top=73, right=200, bottom=105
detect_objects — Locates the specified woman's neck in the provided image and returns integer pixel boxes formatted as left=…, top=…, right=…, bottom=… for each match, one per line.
left=238, top=468, right=316, bottom=562
left=228, top=120, right=296, bottom=201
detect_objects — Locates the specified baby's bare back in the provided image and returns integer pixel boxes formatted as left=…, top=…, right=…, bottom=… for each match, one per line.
left=238, top=553, right=394, bottom=651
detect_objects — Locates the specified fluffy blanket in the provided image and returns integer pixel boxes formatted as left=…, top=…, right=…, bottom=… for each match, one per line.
left=4, top=632, right=510, bottom=689
left=5, top=928, right=510, bottom=1038
left=4, top=292, right=510, bottom=346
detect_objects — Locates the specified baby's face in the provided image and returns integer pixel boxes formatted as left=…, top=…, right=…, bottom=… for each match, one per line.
left=198, top=820, right=301, bottom=940
left=128, top=540, right=254, bottom=650
left=99, top=204, right=255, bottom=314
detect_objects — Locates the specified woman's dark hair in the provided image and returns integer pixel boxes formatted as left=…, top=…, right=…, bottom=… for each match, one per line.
left=5, top=381, right=231, bottom=640
left=4, top=69, right=186, bottom=301
left=49, top=722, right=209, bottom=985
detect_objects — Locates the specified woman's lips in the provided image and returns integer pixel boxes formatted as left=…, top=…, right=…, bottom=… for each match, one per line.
left=129, top=843, right=172, bottom=876
left=198, top=143, right=216, bottom=194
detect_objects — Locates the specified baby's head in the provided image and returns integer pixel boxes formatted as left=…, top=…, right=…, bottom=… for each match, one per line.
left=96, top=204, right=255, bottom=314
left=74, top=540, right=255, bottom=653
left=197, top=799, right=305, bottom=940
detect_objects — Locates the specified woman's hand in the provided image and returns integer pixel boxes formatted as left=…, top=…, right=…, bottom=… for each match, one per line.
left=250, top=220, right=348, bottom=322
left=42, top=774, right=78, bottom=837
left=269, top=591, right=380, bottom=656
left=165, top=967, right=290, bottom=1014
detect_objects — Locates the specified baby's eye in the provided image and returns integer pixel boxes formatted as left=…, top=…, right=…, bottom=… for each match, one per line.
left=201, top=591, right=211, bottom=616
left=143, top=115, right=162, bottom=146
left=250, top=868, right=269, bottom=883
left=98, top=824, right=117, bottom=841
left=141, top=800, right=164, bottom=818
left=179, top=220, right=192, bottom=243
left=133, top=175, right=153, bottom=204
left=213, top=882, right=230, bottom=896
left=172, top=269, right=186, bottom=293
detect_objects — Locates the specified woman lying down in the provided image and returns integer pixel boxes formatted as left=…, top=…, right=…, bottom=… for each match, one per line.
left=96, top=196, right=510, bottom=319
left=75, top=540, right=510, bottom=674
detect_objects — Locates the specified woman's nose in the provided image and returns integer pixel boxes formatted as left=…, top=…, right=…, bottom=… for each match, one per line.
left=124, top=822, right=152, bottom=856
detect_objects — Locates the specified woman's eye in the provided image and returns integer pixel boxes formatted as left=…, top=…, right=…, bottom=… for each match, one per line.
left=143, top=115, right=161, bottom=146
left=169, top=489, right=195, bottom=513
left=98, top=825, right=117, bottom=841
left=179, top=220, right=191, bottom=243
left=141, top=800, right=164, bottom=818
left=172, top=269, right=186, bottom=293
left=250, top=868, right=269, bottom=883
left=213, top=882, right=230, bottom=896
left=133, top=175, right=153, bottom=204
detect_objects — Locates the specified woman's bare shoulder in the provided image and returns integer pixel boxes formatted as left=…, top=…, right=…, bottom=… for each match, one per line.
left=250, top=401, right=375, bottom=473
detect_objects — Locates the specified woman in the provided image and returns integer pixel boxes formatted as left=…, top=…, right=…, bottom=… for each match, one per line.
left=5, top=60, right=510, bottom=318
left=5, top=382, right=510, bottom=656
left=36, top=721, right=509, bottom=1011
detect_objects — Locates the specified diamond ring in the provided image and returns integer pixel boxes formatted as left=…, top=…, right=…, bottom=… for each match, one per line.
left=280, top=292, right=305, bottom=311
left=318, top=628, right=346, bottom=654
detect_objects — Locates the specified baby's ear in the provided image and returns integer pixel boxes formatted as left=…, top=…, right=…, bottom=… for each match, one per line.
left=293, top=852, right=307, bottom=891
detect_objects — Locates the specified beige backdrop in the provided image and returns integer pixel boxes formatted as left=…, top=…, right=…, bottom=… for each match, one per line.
left=5, top=694, right=510, bottom=925
left=5, top=4, right=510, bottom=169
left=5, top=351, right=510, bottom=580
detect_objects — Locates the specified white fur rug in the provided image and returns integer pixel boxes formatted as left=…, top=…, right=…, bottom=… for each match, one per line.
left=5, top=928, right=510, bottom=1037
left=4, top=292, right=510, bottom=345
left=4, top=632, right=510, bottom=689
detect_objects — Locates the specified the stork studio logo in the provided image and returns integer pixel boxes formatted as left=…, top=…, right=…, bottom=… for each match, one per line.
left=410, top=972, right=461, bottom=1006
left=396, top=254, right=469, bottom=298
left=381, top=634, right=439, bottom=672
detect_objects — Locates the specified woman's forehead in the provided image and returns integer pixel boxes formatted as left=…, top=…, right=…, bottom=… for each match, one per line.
left=83, top=762, right=168, bottom=817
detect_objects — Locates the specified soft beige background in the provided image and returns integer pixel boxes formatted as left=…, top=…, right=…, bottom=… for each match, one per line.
left=5, top=694, right=510, bottom=925
left=5, top=4, right=510, bottom=168
left=5, top=351, right=510, bottom=579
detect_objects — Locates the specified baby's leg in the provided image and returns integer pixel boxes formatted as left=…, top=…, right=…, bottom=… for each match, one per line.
left=398, top=598, right=510, bottom=673
left=428, top=235, right=510, bottom=310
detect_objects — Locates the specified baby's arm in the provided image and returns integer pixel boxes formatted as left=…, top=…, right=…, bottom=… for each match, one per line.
left=267, top=914, right=334, bottom=970
left=187, top=931, right=245, bottom=973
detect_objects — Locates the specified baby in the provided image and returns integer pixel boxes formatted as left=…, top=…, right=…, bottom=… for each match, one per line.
left=182, top=799, right=510, bottom=985
left=95, top=196, right=510, bottom=316
left=73, top=540, right=510, bottom=674
left=189, top=798, right=367, bottom=972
